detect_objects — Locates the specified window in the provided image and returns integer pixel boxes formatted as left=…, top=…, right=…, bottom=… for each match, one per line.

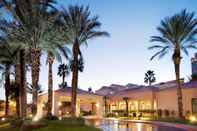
left=192, top=98, right=197, bottom=113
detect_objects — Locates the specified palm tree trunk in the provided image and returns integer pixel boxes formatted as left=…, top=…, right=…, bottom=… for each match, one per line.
left=16, top=96, right=20, bottom=117
left=5, top=63, right=10, bottom=117
left=20, top=49, right=27, bottom=118
left=15, top=64, right=21, bottom=118
left=125, top=100, right=129, bottom=117
left=47, top=55, right=54, bottom=117
left=71, top=41, right=79, bottom=117
left=104, top=96, right=107, bottom=116
left=62, top=74, right=65, bottom=85
left=174, top=62, right=183, bottom=118
left=31, top=48, right=41, bottom=116
left=173, top=51, right=183, bottom=118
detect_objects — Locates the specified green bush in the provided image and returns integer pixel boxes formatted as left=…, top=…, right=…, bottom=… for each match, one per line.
left=139, top=109, right=155, bottom=113
left=105, top=112, right=116, bottom=117
left=43, top=115, right=59, bottom=120
left=171, top=110, right=175, bottom=117
left=62, top=117, right=85, bottom=126
left=80, top=111, right=93, bottom=116
left=164, top=109, right=170, bottom=117
left=10, top=118, right=24, bottom=128
left=157, top=109, right=162, bottom=117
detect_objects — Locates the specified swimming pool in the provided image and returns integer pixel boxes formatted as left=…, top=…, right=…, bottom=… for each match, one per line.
left=86, top=119, right=186, bottom=131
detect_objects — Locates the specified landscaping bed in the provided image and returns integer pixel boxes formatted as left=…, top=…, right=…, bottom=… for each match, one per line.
left=0, top=117, right=100, bottom=131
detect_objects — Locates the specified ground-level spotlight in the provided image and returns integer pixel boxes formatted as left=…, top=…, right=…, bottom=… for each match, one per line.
left=189, top=115, right=197, bottom=122
left=1, top=117, right=5, bottom=121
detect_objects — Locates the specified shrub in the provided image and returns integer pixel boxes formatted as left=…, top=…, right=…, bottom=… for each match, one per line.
left=62, top=117, right=85, bottom=126
left=43, top=115, right=59, bottom=120
left=105, top=112, right=116, bottom=117
left=164, top=109, right=170, bottom=117
left=10, top=118, right=24, bottom=128
left=139, top=109, right=155, bottom=114
left=157, top=109, right=162, bottom=117
left=171, top=110, right=175, bottom=117
left=80, top=111, right=93, bottom=116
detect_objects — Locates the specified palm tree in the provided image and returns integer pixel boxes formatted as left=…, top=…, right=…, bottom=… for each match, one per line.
left=1, top=0, right=60, bottom=116
left=0, top=42, right=20, bottom=117
left=9, top=81, right=20, bottom=117
left=123, top=97, right=129, bottom=117
left=45, top=48, right=69, bottom=118
left=57, top=63, right=70, bottom=87
left=0, top=16, right=30, bottom=118
left=59, top=5, right=109, bottom=116
left=103, top=96, right=108, bottom=116
left=148, top=9, right=197, bottom=118
left=144, top=70, right=156, bottom=86
left=41, top=17, right=71, bottom=117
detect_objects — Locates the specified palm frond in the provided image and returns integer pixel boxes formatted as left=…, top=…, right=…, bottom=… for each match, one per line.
left=150, top=9, right=197, bottom=61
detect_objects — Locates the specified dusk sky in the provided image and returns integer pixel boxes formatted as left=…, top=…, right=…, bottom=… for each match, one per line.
left=2, top=0, right=197, bottom=99
left=37, top=0, right=197, bottom=92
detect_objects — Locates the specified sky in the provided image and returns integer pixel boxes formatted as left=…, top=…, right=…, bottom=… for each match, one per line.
left=1, top=0, right=197, bottom=99
left=39, top=0, right=197, bottom=92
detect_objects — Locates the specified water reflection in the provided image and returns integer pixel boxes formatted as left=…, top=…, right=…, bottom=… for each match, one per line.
left=86, top=119, right=186, bottom=131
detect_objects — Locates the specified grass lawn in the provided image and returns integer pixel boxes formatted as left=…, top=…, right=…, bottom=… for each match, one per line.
left=0, top=120, right=100, bottom=131
left=32, top=124, right=100, bottom=131
left=0, top=123, right=19, bottom=131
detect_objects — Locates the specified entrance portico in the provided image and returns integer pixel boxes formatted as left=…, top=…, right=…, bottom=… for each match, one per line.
left=38, top=87, right=103, bottom=118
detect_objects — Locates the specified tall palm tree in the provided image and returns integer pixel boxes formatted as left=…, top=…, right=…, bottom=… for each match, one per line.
left=59, top=5, right=109, bottom=116
left=45, top=47, right=69, bottom=118
left=1, top=0, right=60, bottom=116
left=0, top=42, right=20, bottom=117
left=42, top=17, right=71, bottom=117
left=9, top=81, right=20, bottom=117
left=148, top=9, right=197, bottom=118
left=144, top=70, right=156, bottom=86
left=57, top=63, right=70, bottom=86
left=0, top=16, right=30, bottom=118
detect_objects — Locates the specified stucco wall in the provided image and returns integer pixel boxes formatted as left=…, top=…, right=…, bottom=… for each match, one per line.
left=38, top=91, right=104, bottom=118
left=157, top=87, right=197, bottom=115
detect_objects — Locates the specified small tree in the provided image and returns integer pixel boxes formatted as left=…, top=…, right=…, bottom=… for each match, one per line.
left=57, top=63, right=70, bottom=87
left=144, top=70, right=156, bottom=86
left=123, top=97, right=129, bottom=117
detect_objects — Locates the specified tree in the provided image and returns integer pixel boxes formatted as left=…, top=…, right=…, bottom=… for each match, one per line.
left=9, top=81, right=20, bottom=117
left=45, top=48, right=69, bottom=118
left=0, top=0, right=61, bottom=117
left=103, top=96, right=108, bottom=116
left=59, top=5, right=109, bottom=116
left=0, top=13, right=30, bottom=118
left=42, top=19, right=71, bottom=117
left=0, top=42, right=19, bottom=117
left=88, top=87, right=92, bottom=92
left=148, top=9, right=197, bottom=118
left=57, top=63, right=70, bottom=87
left=144, top=70, right=156, bottom=86
left=123, top=97, right=129, bottom=117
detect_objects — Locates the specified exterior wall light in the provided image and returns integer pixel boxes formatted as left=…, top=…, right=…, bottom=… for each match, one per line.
left=96, top=103, right=99, bottom=108
left=58, top=102, right=62, bottom=106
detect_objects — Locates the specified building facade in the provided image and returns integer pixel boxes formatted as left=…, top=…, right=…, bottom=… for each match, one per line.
left=37, top=87, right=103, bottom=118
left=96, top=81, right=197, bottom=117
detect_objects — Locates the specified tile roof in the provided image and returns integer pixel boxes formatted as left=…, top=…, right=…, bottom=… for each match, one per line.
left=55, top=87, right=102, bottom=96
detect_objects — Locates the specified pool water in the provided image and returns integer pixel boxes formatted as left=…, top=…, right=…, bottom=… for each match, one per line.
left=86, top=119, right=186, bottom=131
